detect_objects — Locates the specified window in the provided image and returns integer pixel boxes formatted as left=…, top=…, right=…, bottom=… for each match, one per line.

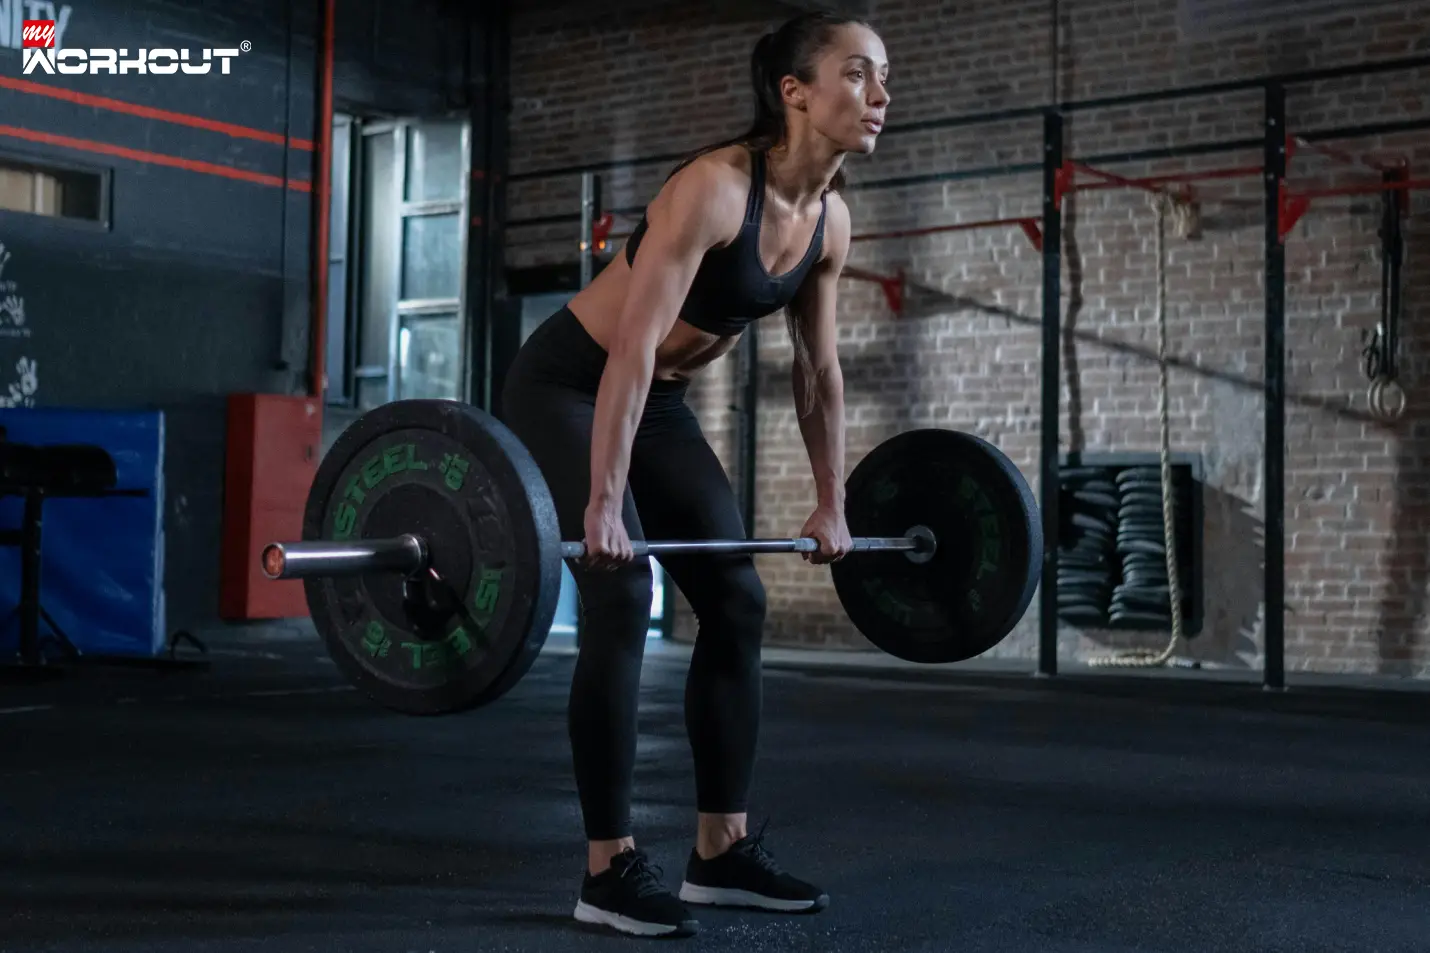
left=324, top=115, right=472, bottom=410
left=0, top=156, right=106, bottom=224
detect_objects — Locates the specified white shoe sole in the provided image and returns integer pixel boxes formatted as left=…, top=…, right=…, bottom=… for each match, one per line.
left=678, top=882, right=828, bottom=912
left=573, top=900, right=698, bottom=937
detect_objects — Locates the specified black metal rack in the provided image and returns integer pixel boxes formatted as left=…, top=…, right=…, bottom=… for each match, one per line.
left=495, top=54, right=1430, bottom=688
left=1036, top=66, right=1428, bottom=689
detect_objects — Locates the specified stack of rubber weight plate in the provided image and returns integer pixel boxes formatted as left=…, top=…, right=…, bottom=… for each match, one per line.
left=1107, top=466, right=1193, bottom=629
left=1056, top=466, right=1120, bottom=627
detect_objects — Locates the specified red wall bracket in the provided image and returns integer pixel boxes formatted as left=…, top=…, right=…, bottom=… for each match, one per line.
left=850, top=217, right=1043, bottom=248
left=1278, top=180, right=1311, bottom=242
left=1017, top=219, right=1045, bottom=251
left=590, top=212, right=615, bottom=251
left=843, top=216, right=1043, bottom=314
left=842, top=265, right=906, bottom=314
left=1279, top=173, right=1426, bottom=241
left=1279, top=132, right=1423, bottom=240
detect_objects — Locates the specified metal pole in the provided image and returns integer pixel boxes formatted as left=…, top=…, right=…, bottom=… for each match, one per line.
left=466, top=0, right=510, bottom=413
left=1038, top=109, right=1064, bottom=678
left=259, top=529, right=937, bottom=580
left=579, top=171, right=597, bottom=288
left=1382, top=166, right=1405, bottom=381
left=262, top=535, right=428, bottom=579
left=1050, top=0, right=1059, bottom=105
left=307, top=0, right=336, bottom=399
left=561, top=533, right=931, bottom=560
left=1263, top=83, right=1287, bottom=691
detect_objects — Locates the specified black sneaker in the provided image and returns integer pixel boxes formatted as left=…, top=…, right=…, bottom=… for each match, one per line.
left=678, top=821, right=829, bottom=913
left=574, top=847, right=699, bottom=938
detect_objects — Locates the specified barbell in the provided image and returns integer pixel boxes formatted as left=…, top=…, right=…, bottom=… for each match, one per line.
left=260, top=399, right=1043, bottom=715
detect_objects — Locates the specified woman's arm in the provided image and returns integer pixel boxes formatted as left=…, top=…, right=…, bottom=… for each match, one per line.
left=587, top=159, right=741, bottom=516
left=791, top=193, right=852, bottom=516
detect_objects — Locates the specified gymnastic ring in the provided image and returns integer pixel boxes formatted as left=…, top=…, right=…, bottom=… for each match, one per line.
left=1374, top=375, right=1407, bottom=422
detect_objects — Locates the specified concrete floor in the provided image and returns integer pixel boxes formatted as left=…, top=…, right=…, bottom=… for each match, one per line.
left=3, top=625, right=1429, bottom=952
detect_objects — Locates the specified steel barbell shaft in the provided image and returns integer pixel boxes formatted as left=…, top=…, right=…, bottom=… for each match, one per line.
left=260, top=531, right=934, bottom=580
left=261, top=534, right=428, bottom=580
left=558, top=536, right=929, bottom=559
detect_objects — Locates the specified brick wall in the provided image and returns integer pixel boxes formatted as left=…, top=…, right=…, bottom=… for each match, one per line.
left=506, top=0, right=1430, bottom=677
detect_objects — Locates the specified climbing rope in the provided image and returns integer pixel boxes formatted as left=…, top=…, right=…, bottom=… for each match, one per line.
left=1087, top=192, right=1192, bottom=668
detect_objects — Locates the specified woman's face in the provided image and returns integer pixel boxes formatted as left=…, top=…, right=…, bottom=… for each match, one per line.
left=791, top=24, right=890, bottom=154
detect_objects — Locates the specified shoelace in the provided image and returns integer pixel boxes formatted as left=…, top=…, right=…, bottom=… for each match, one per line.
left=616, top=849, right=669, bottom=898
left=735, top=818, right=786, bottom=876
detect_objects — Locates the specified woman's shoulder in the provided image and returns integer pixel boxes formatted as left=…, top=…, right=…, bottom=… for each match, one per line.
left=646, top=145, right=756, bottom=235
left=665, top=144, right=756, bottom=197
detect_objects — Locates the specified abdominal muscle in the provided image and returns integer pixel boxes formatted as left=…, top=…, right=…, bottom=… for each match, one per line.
left=562, top=250, right=740, bottom=382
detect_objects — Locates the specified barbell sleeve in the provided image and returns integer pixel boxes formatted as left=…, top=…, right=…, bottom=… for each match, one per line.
left=261, top=534, right=428, bottom=580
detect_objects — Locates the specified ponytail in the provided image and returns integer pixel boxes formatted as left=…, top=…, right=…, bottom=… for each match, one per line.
left=666, top=12, right=863, bottom=191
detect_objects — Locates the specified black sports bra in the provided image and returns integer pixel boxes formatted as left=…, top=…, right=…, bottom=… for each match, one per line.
left=623, top=149, right=827, bottom=336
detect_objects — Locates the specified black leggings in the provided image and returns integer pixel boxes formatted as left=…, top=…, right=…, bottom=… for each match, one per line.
left=499, top=306, right=765, bottom=841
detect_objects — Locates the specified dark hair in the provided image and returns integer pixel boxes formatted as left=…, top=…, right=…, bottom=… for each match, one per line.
left=671, top=12, right=868, bottom=416
left=737, top=11, right=867, bottom=192
left=672, top=12, right=867, bottom=184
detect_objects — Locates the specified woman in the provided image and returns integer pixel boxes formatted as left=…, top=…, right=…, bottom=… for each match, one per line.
left=500, top=11, right=890, bottom=940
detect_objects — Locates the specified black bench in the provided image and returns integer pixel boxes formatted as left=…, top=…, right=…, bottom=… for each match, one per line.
left=0, top=435, right=205, bottom=674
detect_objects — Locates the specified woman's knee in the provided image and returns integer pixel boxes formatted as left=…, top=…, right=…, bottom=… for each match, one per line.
left=730, top=567, right=768, bottom=630
left=693, top=559, right=767, bottom=633
left=576, top=562, right=657, bottom=646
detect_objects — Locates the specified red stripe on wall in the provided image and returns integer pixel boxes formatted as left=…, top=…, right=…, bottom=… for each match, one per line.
left=0, top=76, right=313, bottom=150
left=0, top=124, right=312, bottom=191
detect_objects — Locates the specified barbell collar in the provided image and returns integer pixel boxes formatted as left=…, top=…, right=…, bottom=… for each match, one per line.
left=261, top=534, right=428, bottom=580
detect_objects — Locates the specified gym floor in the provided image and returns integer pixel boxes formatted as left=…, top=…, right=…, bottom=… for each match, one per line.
left=4, top=628, right=1429, bottom=953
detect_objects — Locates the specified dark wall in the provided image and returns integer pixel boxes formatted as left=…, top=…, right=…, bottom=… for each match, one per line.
left=0, top=0, right=490, bottom=636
